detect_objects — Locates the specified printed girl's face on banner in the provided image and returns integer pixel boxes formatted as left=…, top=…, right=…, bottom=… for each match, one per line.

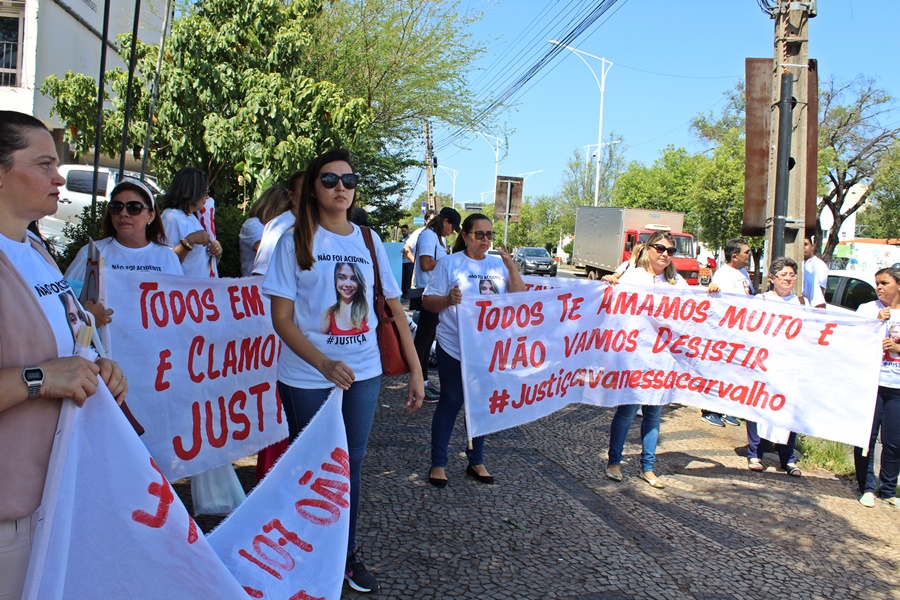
left=60, top=291, right=89, bottom=344
left=891, top=324, right=900, bottom=344
left=336, top=263, right=359, bottom=303
left=479, top=279, right=498, bottom=295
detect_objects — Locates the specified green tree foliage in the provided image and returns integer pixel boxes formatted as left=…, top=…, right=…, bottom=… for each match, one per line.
left=505, top=195, right=563, bottom=250
left=694, top=129, right=746, bottom=253
left=817, top=76, right=900, bottom=260
left=556, top=135, right=626, bottom=236
left=611, top=146, right=707, bottom=235
left=858, top=141, right=900, bottom=239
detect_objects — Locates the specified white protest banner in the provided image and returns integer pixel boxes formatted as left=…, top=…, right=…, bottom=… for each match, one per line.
left=459, top=282, right=884, bottom=448
left=521, top=274, right=594, bottom=291
left=24, top=385, right=247, bottom=600
left=209, top=389, right=350, bottom=600
left=106, top=272, right=288, bottom=480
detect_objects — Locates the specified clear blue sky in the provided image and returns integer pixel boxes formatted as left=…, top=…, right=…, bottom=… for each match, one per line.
left=410, top=0, right=900, bottom=211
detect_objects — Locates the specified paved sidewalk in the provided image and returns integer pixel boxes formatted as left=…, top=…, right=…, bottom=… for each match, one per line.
left=178, top=375, right=900, bottom=599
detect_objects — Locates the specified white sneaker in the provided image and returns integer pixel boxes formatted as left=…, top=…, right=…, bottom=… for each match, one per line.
left=859, top=492, right=876, bottom=508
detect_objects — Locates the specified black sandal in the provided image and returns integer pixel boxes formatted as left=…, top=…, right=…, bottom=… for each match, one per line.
left=782, top=463, right=802, bottom=477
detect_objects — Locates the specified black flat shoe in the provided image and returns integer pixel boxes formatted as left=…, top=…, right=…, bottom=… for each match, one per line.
left=466, top=464, right=495, bottom=485
left=428, top=468, right=448, bottom=488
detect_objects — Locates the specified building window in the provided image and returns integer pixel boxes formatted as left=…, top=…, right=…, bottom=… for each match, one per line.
left=0, top=2, right=24, bottom=87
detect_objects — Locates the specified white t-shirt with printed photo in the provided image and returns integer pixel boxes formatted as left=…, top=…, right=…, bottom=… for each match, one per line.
left=425, top=251, right=510, bottom=361
left=0, top=234, right=87, bottom=357
left=262, top=224, right=400, bottom=388
left=161, top=208, right=215, bottom=278
left=857, top=300, right=900, bottom=389
left=65, top=238, right=183, bottom=282
left=413, top=227, right=447, bottom=289
left=712, top=264, right=752, bottom=296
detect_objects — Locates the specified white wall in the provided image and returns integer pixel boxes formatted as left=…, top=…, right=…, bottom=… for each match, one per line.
left=0, top=0, right=165, bottom=128
left=818, top=183, right=866, bottom=242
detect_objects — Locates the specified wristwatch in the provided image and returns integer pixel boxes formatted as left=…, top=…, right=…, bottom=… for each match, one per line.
left=23, top=367, right=44, bottom=398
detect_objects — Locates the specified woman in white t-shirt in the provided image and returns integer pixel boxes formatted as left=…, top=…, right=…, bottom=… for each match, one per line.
left=745, top=257, right=804, bottom=477
left=0, top=111, right=127, bottom=598
left=263, top=149, right=423, bottom=593
left=239, top=184, right=291, bottom=277
left=160, top=167, right=222, bottom=278
left=65, top=178, right=184, bottom=326
left=603, top=232, right=720, bottom=489
left=423, top=213, right=525, bottom=487
left=854, top=267, right=900, bottom=508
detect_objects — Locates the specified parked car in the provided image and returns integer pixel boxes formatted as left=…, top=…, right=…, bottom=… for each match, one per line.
left=487, top=249, right=501, bottom=257
left=39, top=165, right=162, bottom=249
left=513, top=247, right=557, bottom=276
left=825, top=270, right=877, bottom=312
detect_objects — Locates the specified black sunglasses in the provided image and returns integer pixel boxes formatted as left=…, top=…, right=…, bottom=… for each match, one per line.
left=470, top=230, right=494, bottom=240
left=648, top=243, right=677, bottom=256
left=109, top=200, right=151, bottom=216
left=319, top=172, right=360, bottom=189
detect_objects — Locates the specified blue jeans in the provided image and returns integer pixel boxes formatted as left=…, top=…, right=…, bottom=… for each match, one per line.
left=431, top=344, right=486, bottom=468
left=854, top=386, right=900, bottom=498
left=745, top=421, right=797, bottom=466
left=607, top=404, right=662, bottom=473
left=277, top=376, right=381, bottom=551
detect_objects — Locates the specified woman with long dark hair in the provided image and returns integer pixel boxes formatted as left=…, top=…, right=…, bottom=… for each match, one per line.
left=263, top=148, right=423, bottom=593
left=160, top=167, right=222, bottom=278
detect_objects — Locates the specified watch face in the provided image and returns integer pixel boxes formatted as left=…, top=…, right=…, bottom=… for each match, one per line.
left=24, top=368, right=43, bottom=383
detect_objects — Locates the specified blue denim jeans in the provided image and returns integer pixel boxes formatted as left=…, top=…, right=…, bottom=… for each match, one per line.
left=607, top=404, right=662, bottom=473
left=277, top=375, right=381, bottom=551
left=431, top=344, right=486, bottom=469
left=854, top=386, right=900, bottom=498
left=745, top=421, right=797, bottom=466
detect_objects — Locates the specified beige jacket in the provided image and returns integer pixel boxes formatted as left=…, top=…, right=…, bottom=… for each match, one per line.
left=0, top=240, right=63, bottom=521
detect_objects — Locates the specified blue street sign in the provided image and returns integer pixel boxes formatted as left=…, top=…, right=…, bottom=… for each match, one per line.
left=413, top=216, right=425, bottom=225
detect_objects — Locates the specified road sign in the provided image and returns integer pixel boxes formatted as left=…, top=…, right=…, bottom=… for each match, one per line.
left=413, top=216, right=425, bottom=225
left=493, top=176, right=523, bottom=223
left=421, top=201, right=427, bottom=215
left=464, top=202, right=482, bottom=213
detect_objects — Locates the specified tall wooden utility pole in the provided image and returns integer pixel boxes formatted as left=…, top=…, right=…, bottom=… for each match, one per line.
left=763, top=1, right=817, bottom=292
left=424, top=121, right=436, bottom=211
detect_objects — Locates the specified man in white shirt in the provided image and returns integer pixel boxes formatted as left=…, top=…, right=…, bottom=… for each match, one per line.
left=252, top=170, right=303, bottom=276
left=400, top=224, right=412, bottom=298
left=803, top=237, right=828, bottom=308
left=402, top=209, right=437, bottom=284
left=702, top=237, right=753, bottom=428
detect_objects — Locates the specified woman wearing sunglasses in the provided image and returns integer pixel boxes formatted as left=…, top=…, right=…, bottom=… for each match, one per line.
left=743, top=257, right=804, bottom=478
left=160, top=167, right=222, bottom=278
left=603, top=231, right=719, bottom=488
left=423, top=213, right=525, bottom=487
left=263, top=148, right=423, bottom=594
left=65, top=178, right=184, bottom=325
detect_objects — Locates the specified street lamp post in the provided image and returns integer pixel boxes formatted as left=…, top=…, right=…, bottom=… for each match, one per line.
left=437, top=165, right=459, bottom=209
left=466, top=128, right=504, bottom=195
left=517, top=170, right=543, bottom=182
left=549, top=40, right=612, bottom=207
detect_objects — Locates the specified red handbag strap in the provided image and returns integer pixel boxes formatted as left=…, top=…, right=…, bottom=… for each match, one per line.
left=360, top=226, right=384, bottom=299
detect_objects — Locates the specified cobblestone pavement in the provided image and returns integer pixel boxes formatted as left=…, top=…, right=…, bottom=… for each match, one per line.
left=176, top=374, right=900, bottom=599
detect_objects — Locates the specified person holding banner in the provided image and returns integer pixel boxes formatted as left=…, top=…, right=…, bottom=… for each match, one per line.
left=424, top=213, right=525, bottom=487
left=160, top=167, right=223, bottom=278
left=604, top=232, right=719, bottom=488
left=854, top=267, right=900, bottom=508
left=264, top=148, right=423, bottom=593
left=65, top=177, right=184, bottom=293
left=238, top=184, right=292, bottom=277
left=0, top=111, right=128, bottom=599
left=745, top=257, right=804, bottom=477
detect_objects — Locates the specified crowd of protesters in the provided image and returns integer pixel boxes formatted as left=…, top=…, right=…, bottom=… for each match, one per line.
left=3, top=106, right=898, bottom=599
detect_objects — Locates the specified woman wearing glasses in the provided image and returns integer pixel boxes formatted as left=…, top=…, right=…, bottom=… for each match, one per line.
left=65, top=178, right=184, bottom=284
left=424, top=213, right=525, bottom=487
left=744, top=257, right=804, bottom=477
left=263, top=149, right=423, bottom=594
left=160, top=167, right=222, bottom=278
left=603, top=231, right=719, bottom=488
